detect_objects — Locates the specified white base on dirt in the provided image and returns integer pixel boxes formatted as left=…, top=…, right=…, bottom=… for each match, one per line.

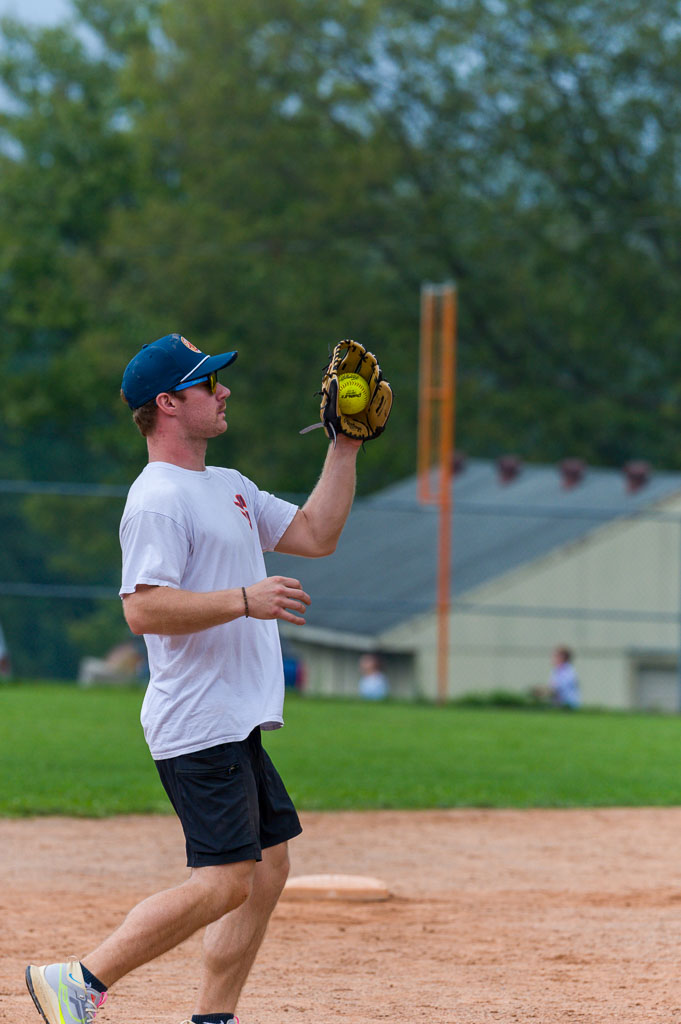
left=282, top=873, right=391, bottom=902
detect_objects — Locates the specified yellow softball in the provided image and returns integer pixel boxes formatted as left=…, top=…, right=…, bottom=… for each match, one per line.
left=338, top=373, right=370, bottom=414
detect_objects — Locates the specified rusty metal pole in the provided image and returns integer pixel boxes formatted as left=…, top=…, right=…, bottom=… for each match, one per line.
left=418, top=287, right=435, bottom=503
left=418, top=283, right=457, bottom=704
left=435, top=287, right=455, bottom=703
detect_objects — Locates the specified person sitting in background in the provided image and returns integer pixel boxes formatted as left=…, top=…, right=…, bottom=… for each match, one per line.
left=549, top=646, right=581, bottom=709
left=0, top=620, right=11, bottom=679
left=358, top=653, right=389, bottom=701
left=78, top=638, right=148, bottom=687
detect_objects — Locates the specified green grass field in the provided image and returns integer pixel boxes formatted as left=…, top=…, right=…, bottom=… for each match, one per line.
left=2, top=682, right=681, bottom=816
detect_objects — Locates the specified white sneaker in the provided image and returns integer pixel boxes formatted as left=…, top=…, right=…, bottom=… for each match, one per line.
left=25, top=959, right=106, bottom=1024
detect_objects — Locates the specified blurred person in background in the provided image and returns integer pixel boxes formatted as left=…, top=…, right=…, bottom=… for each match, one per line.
left=548, top=646, right=581, bottom=709
left=358, top=652, right=389, bottom=701
left=0, top=620, right=10, bottom=679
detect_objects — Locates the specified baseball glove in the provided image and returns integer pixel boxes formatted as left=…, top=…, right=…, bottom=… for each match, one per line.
left=301, top=339, right=393, bottom=443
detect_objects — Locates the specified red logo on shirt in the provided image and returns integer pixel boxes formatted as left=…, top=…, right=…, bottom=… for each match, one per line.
left=234, top=494, right=252, bottom=529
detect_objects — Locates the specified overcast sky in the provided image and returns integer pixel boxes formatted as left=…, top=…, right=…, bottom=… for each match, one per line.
left=0, top=0, right=70, bottom=23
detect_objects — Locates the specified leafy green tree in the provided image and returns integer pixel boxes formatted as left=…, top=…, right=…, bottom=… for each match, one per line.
left=0, top=1, right=158, bottom=675
left=93, top=0, right=681, bottom=476
left=3, top=0, right=681, bottom=676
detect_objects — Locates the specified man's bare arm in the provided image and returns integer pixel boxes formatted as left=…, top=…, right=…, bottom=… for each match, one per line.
left=123, top=577, right=311, bottom=635
left=275, top=435, right=362, bottom=558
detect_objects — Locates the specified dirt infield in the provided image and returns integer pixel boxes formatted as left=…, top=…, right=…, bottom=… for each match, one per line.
left=2, top=808, right=681, bottom=1024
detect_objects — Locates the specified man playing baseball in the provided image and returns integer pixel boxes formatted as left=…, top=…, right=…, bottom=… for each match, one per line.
left=25, top=333, right=391, bottom=1024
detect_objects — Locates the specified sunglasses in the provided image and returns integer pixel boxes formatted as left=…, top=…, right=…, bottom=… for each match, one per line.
left=173, top=371, right=218, bottom=395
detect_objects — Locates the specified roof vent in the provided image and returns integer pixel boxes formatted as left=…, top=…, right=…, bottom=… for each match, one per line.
left=623, top=460, right=651, bottom=494
left=559, top=458, right=586, bottom=489
left=496, top=454, right=523, bottom=485
left=452, top=451, right=467, bottom=475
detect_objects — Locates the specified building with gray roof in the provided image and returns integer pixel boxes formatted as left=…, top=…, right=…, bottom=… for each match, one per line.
left=267, top=458, right=681, bottom=709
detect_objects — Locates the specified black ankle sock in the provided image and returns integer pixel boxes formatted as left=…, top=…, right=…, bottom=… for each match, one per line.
left=80, top=965, right=107, bottom=993
left=191, top=1015, right=234, bottom=1024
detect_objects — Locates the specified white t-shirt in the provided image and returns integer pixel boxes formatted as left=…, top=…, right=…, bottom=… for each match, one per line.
left=119, top=461, right=298, bottom=759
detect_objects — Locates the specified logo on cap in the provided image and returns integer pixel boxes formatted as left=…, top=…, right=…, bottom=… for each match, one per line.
left=181, top=336, right=200, bottom=353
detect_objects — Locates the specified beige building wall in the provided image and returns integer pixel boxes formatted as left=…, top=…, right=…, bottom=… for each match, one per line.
left=286, top=495, right=681, bottom=709
left=381, top=496, right=681, bottom=707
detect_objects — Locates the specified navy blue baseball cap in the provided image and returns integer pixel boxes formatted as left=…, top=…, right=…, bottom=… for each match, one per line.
left=121, top=334, right=238, bottom=409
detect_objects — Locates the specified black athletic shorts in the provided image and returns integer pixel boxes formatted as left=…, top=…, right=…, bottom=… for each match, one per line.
left=155, top=727, right=302, bottom=868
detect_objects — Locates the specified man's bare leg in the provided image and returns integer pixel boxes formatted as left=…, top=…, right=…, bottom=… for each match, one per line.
left=83, top=860, right=256, bottom=987
left=194, top=842, right=291, bottom=1014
